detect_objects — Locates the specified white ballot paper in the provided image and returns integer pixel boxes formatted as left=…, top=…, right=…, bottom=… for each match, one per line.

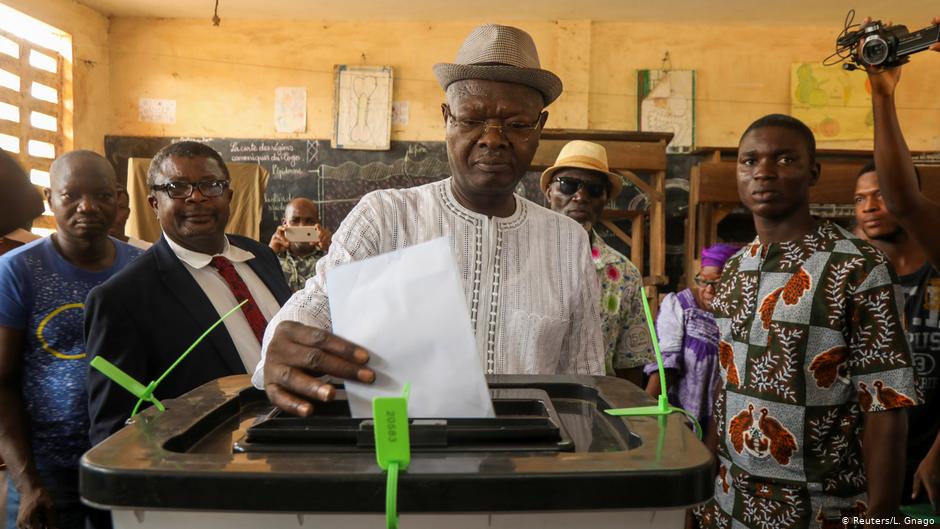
left=327, top=237, right=495, bottom=419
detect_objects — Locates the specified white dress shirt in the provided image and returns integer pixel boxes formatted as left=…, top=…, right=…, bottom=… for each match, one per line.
left=165, top=235, right=280, bottom=373
left=253, top=178, right=604, bottom=388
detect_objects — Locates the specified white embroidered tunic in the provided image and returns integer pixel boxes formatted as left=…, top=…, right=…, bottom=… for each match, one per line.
left=253, top=178, right=604, bottom=387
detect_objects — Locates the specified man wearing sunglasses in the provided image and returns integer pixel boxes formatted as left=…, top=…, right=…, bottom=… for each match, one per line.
left=84, top=141, right=291, bottom=446
left=541, top=140, right=653, bottom=385
left=254, top=24, right=604, bottom=417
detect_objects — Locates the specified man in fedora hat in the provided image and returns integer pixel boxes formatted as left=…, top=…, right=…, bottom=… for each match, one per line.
left=542, top=141, right=653, bottom=384
left=253, top=24, right=604, bottom=415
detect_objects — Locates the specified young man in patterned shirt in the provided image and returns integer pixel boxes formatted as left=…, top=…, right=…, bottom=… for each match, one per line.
left=698, top=114, right=920, bottom=529
left=542, top=140, right=653, bottom=383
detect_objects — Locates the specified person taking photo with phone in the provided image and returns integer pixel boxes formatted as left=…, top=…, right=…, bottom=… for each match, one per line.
left=268, top=197, right=333, bottom=293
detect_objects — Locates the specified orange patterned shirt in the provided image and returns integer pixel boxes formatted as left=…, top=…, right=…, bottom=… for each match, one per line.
left=699, top=222, right=920, bottom=529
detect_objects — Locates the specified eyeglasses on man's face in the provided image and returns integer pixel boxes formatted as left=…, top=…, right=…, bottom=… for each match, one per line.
left=553, top=176, right=609, bottom=199
left=151, top=180, right=229, bottom=200
left=444, top=107, right=542, bottom=142
left=694, top=271, right=721, bottom=288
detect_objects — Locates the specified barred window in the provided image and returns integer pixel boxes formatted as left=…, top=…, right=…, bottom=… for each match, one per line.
left=0, top=3, right=72, bottom=235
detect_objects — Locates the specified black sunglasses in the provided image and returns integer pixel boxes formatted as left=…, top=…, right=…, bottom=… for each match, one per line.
left=553, top=176, right=609, bottom=198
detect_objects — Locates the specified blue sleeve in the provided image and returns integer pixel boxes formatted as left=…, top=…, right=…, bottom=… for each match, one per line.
left=119, top=243, right=145, bottom=266
left=0, top=253, right=30, bottom=329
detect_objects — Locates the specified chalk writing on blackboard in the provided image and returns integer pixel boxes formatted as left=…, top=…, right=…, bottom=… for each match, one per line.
left=105, top=136, right=454, bottom=243
left=912, top=152, right=940, bottom=166
left=306, top=141, right=319, bottom=164
left=229, top=141, right=304, bottom=166
left=266, top=192, right=295, bottom=222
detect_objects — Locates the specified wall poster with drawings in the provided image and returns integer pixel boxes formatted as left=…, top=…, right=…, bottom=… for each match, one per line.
left=637, top=69, right=695, bottom=154
left=332, top=65, right=393, bottom=151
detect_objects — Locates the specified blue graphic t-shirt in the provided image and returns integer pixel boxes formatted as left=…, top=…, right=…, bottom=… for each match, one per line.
left=899, top=264, right=940, bottom=470
left=0, top=236, right=142, bottom=471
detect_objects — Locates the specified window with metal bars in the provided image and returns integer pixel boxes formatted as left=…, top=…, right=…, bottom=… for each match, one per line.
left=0, top=4, right=72, bottom=234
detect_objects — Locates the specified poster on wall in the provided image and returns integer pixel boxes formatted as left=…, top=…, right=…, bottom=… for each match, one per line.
left=332, top=65, right=393, bottom=151
left=274, top=87, right=307, bottom=133
left=392, top=101, right=410, bottom=126
left=637, top=69, right=695, bottom=154
left=138, top=98, right=176, bottom=124
left=791, top=63, right=873, bottom=141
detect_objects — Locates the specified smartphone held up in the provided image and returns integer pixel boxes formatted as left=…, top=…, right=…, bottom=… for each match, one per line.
left=284, top=225, right=321, bottom=243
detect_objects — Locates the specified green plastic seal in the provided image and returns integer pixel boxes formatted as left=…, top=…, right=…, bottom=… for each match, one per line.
left=373, top=384, right=411, bottom=529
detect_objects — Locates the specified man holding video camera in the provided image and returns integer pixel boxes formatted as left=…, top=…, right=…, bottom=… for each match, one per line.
left=268, top=197, right=333, bottom=293
left=862, top=15, right=940, bottom=513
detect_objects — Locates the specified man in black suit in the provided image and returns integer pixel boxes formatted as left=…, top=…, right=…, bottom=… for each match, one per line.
left=85, top=141, right=291, bottom=445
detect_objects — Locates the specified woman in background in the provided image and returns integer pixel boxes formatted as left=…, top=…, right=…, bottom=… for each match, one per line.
left=644, top=243, right=740, bottom=431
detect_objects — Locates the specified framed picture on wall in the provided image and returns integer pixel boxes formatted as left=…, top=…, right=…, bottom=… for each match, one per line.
left=332, top=65, right=393, bottom=151
left=637, top=69, right=696, bottom=154
left=790, top=63, right=872, bottom=141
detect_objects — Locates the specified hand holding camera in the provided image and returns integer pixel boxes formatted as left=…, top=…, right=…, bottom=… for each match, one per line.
left=828, top=11, right=940, bottom=71
left=269, top=225, right=291, bottom=254
left=825, top=12, right=940, bottom=100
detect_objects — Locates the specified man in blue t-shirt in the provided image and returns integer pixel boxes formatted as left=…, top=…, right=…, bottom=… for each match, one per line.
left=0, top=151, right=142, bottom=529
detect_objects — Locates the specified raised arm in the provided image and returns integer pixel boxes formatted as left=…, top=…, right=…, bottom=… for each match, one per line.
left=868, top=20, right=940, bottom=267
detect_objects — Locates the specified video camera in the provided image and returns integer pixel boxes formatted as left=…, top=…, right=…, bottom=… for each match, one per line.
left=828, top=10, right=940, bottom=70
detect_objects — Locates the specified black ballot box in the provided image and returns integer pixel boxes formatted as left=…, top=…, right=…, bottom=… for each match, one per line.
left=80, top=375, right=714, bottom=529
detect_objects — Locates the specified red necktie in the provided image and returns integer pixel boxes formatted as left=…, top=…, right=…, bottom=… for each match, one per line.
left=209, top=256, right=268, bottom=344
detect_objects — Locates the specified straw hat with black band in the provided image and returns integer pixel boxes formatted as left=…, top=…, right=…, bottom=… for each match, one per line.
left=539, top=140, right=626, bottom=199
left=433, top=24, right=563, bottom=106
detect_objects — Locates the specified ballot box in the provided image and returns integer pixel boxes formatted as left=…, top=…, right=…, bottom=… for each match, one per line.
left=80, top=375, right=714, bottom=529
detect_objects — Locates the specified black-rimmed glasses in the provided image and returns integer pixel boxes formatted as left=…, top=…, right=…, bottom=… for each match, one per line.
left=151, top=180, right=229, bottom=199
left=694, top=272, right=721, bottom=288
left=553, top=176, right=609, bottom=198
left=444, top=107, right=542, bottom=142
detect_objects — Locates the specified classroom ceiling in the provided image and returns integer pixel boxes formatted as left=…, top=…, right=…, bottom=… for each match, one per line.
left=77, top=0, right=936, bottom=26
